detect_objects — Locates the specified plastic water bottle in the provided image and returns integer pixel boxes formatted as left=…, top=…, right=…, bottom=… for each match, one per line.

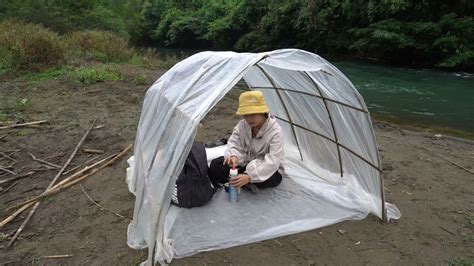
left=228, top=167, right=239, bottom=203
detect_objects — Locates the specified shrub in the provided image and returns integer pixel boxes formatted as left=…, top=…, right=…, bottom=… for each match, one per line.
left=0, top=21, right=64, bottom=70
left=63, top=30, right=134, bottom=62
left=69, top=65, right=122, bottom=84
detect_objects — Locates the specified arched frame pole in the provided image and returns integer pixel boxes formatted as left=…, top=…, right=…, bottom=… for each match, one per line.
left=302, top=71, right=343, bottom=178
left=255, top=64, right=304, bottom=161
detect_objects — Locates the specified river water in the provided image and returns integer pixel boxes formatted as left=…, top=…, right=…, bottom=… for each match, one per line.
left=159, top=49, right=473, bottom=134
left=334, top=61, right=474, bottom=134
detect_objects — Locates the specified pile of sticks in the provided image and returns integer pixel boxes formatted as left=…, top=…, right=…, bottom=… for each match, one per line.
left=0, top=119, right=132, bottom=248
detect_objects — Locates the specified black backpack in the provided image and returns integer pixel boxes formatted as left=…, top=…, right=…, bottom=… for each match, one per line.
left=171, top=141, right=215, bottom=208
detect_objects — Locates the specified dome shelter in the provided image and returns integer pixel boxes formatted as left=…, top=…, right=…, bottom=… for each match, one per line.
left=126, top=49, right=401, bottom=265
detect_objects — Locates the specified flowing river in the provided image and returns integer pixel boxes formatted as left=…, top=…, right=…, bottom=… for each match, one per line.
left=334, top=61, right=474, bottom=135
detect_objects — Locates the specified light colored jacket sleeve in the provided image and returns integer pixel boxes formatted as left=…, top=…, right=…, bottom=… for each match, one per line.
left=245, top=130, right=284, bottom=183
left=224, top=122, right=245, bottom=163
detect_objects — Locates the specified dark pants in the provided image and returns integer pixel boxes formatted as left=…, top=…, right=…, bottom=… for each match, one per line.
left=208, top=156, right=282, bottom=189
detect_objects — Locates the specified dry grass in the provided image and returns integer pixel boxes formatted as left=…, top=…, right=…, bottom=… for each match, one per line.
left=62, top=30, right=134, bottom=62
left=0, top=20, right=64, bottom=71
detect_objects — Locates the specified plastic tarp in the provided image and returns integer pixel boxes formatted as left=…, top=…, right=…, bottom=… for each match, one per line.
left=126, top=49, right=401, bottom=265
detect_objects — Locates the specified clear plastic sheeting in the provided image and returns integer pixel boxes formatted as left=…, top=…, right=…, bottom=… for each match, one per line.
left=126, top=49, right=401, bottom=265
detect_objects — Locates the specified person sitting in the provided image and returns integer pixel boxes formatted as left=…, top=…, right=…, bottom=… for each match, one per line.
left=208, top=91, right=285, bottom=192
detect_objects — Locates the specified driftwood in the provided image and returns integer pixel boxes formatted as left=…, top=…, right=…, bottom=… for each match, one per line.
left=7, top=156, right=114, bottom=211
left=47, top=119, right=97, bottom=190
left=0, top=166, right=17, bottom=176
left=0, top=120, right=48, bottom=130
left=0, top=171, right=35, bottom=185
left=12, top=146, right=130, bottom=209
left=1, top=144, right=131, bottom=231
left=0, top=202, right=35, bottom=227
left=80, top=184, right=130, bottom=220
left=5, top=120, right=96, bottom=248
left=7, top=202, right=38, bottom=248
left=82, top=149, right=104, bottom=154
left=43, top=254, right=73, bottom=259
left=29, top=153, right=60, bottom=169
left=0, top=180, right=19, bottom=195
left=62, top=155, right=101, bottom=176
left=0, top=152, right=17, bottom=162
left=62, top=165, right=79, bottom=176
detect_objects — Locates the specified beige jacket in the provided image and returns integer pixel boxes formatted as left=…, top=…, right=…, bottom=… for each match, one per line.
left=224, top=116, right=284, bottom=183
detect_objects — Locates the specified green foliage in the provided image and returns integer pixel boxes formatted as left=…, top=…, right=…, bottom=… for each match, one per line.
left=447, top=256, right=474, bottom=266
left=20, top=67, right=69, bottom=82
left=1, top=0, right=473, bottom=69
left=0, top=97, right=28, bottom=121
left=69, top=65, right=122, bottom=84
left=0, top=0, right=143, bottom=39
left=138, top=0, right=474, bottom=69
left=468, top=213, right=474, bottom=226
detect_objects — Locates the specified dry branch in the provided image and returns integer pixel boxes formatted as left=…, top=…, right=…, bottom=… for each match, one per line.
left=0, top=166, right=17, bottom=176
left=82, top=149, right=104, bottom=154
left=43, top=254, right=73, bottom=259
left=47, top=119, right=97, bottom=190
left=7, top=202, right=38, bottom=248
left=0, top=152, right=17, bottom=162
left=25, top=145, right=131, bottom=205
left=0, top=180, right=19, bottom=195
left=0, top=202, right=35, bottom=227
left=2, top=143, right=131, bottom=231
left=80, top=184, right=130, bottom=220
left=4, top=119, right=96, bottom=247
left=29, top=153, right=60, bottom=169
left=7, top=156, right=113, bottom=211
left=0, top=120, right=47, bottom=130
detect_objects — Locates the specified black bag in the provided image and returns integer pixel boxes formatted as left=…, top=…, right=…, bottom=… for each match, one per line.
left=171, top=141, right=215, bottom=208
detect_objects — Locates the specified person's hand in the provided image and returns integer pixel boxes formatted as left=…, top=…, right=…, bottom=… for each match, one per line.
left=224, top=156, right=239, bottom=168
left=230, top=174, right=250, bottom=188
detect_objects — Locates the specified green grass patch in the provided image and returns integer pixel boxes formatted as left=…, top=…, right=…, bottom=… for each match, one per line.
left=132, top=74, right=149, bottom=85
left=0, top=97, right=28, bottom=122
left=447, top=257, right=474, bottom=266
left=16, top=129, right=29, bottom=137
left=69, top=65, right=122, bottom=84
left=468, top=213, right=474, bottom=226
left=19, top=66, right=70, bottom=82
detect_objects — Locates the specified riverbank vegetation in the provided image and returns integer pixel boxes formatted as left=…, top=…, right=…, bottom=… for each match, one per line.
left=1, top=0, right=473, bottom=71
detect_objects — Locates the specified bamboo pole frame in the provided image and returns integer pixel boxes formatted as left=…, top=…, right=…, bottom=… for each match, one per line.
left=255, top=65, right=304, bottom=161
left=249, top=63, right=386, bottom=221
left=303, top=71, right=344, bottom=178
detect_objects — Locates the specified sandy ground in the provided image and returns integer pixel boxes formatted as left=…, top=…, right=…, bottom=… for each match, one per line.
left=0, top=65, right=473, bottom=265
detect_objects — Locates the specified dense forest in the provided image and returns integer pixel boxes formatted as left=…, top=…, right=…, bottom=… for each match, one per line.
left=1, top=0, right=473, bottom=70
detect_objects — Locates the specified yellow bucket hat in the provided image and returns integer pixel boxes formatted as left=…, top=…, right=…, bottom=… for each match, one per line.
left=236, top=91, right=269, bottom=115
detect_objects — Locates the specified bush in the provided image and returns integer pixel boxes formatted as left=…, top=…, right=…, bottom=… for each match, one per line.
left=0, top=21, right=64, bottom=70
left=68, top=65, right=122, bottom=84
left=63, top=30, right=134, bottom=62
